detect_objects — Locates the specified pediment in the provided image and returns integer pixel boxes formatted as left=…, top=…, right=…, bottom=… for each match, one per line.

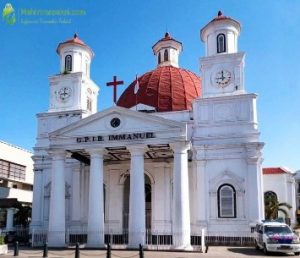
left=49, top=106, right=187, bottom=146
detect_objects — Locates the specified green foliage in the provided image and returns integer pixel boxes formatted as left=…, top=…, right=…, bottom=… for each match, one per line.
left=265, top=195, right=292, bottom=220
left=0, top=235, right=5, bottom=245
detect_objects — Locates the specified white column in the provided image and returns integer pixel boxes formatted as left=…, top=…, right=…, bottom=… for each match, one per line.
left=6, top=208, right=14, bottom=231
left=128, top=145, right=146, bottom=248
left=87, top=149, right=105, bottom=247
left=170, top=142, right=192, bottom=250
left=30, top=166, right=43, bottom=229
left=48, top=150, right=66, bottom=247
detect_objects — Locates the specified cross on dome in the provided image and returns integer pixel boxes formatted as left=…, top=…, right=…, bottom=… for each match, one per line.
left=106, top=76, right=124, bottom=104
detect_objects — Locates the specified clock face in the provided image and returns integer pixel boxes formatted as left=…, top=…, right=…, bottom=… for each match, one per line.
left=110, top=117, right=121, bottom=128
left=58, top=87, right=72, bottom=101
left=214, top=70, right=231, bottom=87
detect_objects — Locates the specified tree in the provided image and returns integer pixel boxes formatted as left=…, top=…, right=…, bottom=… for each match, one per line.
left=264, top=195, right=292, bottom=220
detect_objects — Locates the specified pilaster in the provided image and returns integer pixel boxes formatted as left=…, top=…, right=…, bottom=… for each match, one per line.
left=246, top=143, right=264, bottom=225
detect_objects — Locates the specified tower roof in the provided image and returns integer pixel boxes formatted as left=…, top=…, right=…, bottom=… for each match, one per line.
left=200, top=11, right=241, bottom=41
left=152, top=32, right=182, bottom=50
left=117, top=66, right=201, bottom=112
left=152, top=32, right=183, bottom=54
left=56, top=33, right=94, bottom=57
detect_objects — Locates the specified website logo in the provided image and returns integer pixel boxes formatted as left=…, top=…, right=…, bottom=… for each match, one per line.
left=3, top=3, right=16, bottom=25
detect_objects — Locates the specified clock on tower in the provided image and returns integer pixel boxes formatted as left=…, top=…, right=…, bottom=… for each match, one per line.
left=48, top=34, right=99, bottom=114
left=200, top=11, right=245, bottom=97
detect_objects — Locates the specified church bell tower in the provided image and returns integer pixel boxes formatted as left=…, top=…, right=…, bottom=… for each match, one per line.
left=200, top=11, right=245, bottom=97
left=48, top=34, right=99, bottom=115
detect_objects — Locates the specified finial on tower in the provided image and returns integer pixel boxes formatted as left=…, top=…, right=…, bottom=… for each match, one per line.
left=218, top=10, right=222, bottom=17
left=164, top=32, right=171, bottom=40
left=74, top=33, right=78, bottom=39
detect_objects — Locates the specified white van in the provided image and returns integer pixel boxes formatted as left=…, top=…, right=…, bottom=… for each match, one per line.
left=254, top=221, right=300, bottom=255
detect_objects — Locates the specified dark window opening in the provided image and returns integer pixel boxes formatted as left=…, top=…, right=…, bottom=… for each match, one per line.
left=218, top=184, right=236, bottom=218
left=87, top=97, right=92, bottom=111
left=217, top=33, right=226, bottom=53
left=164, top=49, right=169, bottom=61
left=65, top=55, right=72, bottom=72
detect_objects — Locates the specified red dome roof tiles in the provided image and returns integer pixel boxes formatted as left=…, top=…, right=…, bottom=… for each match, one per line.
left=117, top=66, right=201, bottom=112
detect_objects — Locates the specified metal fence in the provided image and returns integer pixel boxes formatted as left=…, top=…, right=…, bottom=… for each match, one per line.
left=29, top=228, right=253, bottom=249
left=205, top=231, right=254, bottom=246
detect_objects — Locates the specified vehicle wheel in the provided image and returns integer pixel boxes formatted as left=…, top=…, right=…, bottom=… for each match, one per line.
left=263, top=244, right=269, bottom=255
left=254, top=240, right=259, bottom=250
left=295, top=252, right=300, bottom=256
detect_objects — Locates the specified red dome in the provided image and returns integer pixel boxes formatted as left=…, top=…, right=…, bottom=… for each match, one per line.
left=117, top=66, right=201, bottom=112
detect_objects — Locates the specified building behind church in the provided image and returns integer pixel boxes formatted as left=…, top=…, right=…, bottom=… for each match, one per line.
left=0, top=140, right=33, bottom=231
left=31, top=12, right=265, bottom=249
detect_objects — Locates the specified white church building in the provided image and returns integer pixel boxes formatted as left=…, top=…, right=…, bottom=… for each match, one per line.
left=31, top=11, right=264, bottom=249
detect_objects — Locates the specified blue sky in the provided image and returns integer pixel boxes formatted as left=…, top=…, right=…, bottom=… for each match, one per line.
left=1, top=0, right=299, bottom=171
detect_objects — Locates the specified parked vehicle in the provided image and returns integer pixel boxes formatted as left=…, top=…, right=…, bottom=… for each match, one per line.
left=254, top=221, right=300, bottom=255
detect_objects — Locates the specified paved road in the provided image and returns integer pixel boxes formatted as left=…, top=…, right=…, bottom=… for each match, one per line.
left=0, top=246, right=298, bottom=258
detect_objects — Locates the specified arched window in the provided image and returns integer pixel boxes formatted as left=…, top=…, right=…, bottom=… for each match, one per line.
left=218, top=184, right=236, bottom=218
left=158, top=52, right=161, bottom=64
left=264, top=191, right=277, bottom=202
left=65, top=55, right=72, bottom=72
left=264, top=191, right=278, bottom=219
left=164, top=49, right=169, bottom=61
left=217, top=33, right=226, bottom=53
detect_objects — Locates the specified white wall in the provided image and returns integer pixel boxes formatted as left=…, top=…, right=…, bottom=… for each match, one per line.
left=0, top=140, right=33, bottom=185
left=263, top=173, right=296, bottom=224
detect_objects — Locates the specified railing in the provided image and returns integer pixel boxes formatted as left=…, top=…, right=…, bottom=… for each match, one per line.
left=205, top=231, right=254, bottom=246
left=30, top=229, right=47, bottom=247
left=0, top=228, right=30, bottom=244
left=30, top=228, right=253, bottom=249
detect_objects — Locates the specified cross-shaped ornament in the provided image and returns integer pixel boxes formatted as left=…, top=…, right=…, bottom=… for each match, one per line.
left=106, top=76, right=124, bottom=104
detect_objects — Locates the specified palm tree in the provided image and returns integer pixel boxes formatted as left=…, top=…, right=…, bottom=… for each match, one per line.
left=264, top=195, right=292, bottom=220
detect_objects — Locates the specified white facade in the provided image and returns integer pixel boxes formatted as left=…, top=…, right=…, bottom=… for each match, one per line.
left=0, top=140, right=33, bottom=230
left=31, top=13, right=265, bottom=249
left=263, top=167, right=297, bottom=225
